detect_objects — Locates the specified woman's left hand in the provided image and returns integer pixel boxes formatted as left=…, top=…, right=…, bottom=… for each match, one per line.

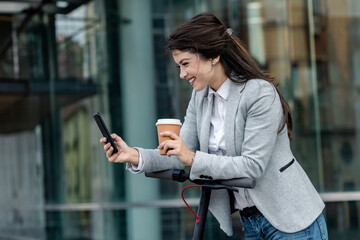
left=158, top=131, right=195, bottom=166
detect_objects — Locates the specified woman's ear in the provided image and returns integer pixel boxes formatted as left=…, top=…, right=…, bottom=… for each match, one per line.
left=211, top=55, right=221, bottom=64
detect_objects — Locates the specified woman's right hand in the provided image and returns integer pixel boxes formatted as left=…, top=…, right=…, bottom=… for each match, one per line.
left=100, top=133, right=139, bottom=165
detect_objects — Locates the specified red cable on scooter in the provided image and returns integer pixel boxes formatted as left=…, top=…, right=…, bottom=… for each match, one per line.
left=181, top=185, right=203, bottom=224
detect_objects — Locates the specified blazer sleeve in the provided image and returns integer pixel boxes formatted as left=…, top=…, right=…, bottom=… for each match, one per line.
left=190, top=80, right=284, bottom=180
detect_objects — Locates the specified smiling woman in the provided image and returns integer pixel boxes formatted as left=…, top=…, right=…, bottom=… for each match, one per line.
left=101, top=13, right=328, bottom=239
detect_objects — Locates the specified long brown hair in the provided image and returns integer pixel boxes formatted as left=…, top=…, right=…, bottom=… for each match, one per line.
left=166, top=13, right=293, bottom=140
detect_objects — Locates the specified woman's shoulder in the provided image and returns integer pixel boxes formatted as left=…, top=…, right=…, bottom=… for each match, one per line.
left=242, top=78, right=276, bottom=96
left=245, top=78, right=273, bottom=88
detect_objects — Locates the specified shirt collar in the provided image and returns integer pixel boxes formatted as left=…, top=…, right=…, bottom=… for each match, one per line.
left=208, top=78, right=231, bottom=101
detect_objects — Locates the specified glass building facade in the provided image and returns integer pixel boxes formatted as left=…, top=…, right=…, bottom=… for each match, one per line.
left=0, top=0, right=360, bottom=239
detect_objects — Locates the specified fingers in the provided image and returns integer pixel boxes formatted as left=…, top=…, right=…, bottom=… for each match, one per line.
left=103, top=142, right=110, bottom=151
left=158, top=131, right=179, bottom=154
left=104, top=142, right=115, bottom=158
left=106, top=144, right=123, bottom=163
left=100, top=133, right=121, bottom=154
left=165, top=148, right=178, bottom=157
left=160, top=131, right=179, bottom=140
left=158, top=139, right=170, bottom=152
left=160, top=141, right=172, bottom=155
left=100, top=134, right=122, bottom=144
left=106, top=145, right=114, bottom=158
left=158, top=139, right=180, bottom=156
left=100, top=137, right=107, bottom=145
left=111, top=133, right=123, bottom=142
left=100, top=133, right=129, bottom=164
left=159, top=138, right=194, bottom=166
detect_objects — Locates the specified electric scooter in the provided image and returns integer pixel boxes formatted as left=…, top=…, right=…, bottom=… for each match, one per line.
left=145, top=169, right=256, bottom=240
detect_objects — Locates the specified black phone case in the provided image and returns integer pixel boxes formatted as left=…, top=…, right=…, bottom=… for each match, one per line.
left=93, top=112, right=118, bottom=154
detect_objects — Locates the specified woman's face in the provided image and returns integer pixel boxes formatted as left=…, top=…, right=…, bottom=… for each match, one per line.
left=172, top=50, right=225, bottom=91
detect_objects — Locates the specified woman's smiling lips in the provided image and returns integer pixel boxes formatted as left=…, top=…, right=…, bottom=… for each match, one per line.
left=187, top=77, right=195, bottom=86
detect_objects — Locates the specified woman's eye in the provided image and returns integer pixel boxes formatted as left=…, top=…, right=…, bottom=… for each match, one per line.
left=176, top=62, right=189, bottom=69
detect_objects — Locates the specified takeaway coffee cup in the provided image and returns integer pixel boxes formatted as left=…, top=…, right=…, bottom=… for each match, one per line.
left=156, top=119, right=182, bottom=155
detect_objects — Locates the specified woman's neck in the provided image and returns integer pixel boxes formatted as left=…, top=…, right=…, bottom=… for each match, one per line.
left=210, top=66, right=228, bottom=91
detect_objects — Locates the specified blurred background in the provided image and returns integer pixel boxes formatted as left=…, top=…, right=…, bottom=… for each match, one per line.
left=0, top=0, right=359, bottom=239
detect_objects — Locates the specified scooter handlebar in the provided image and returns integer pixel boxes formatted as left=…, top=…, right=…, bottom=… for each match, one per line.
left=219, top=178, right=256, bottom=189
left=145, top=170, right=173, bottom=180
left=145, top=169, right=256, bottom=189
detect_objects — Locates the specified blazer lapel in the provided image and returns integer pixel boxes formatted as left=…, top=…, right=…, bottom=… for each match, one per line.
left=224, top=81, right=246, bottom=156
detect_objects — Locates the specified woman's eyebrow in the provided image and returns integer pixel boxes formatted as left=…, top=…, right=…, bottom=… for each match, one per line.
left=179, top=58, right=190, bottom=64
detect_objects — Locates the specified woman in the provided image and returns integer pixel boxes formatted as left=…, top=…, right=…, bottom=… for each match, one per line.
left=101, top=13, right=328, bottom=239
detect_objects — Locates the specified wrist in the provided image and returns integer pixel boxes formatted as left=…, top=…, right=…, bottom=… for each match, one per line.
left=131, top=148, right=140, bottom=165
left=187, top=152, right=195, bottom=166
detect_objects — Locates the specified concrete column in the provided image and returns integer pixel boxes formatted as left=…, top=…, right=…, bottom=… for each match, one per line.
left=119, top=0, right=160, bottom=239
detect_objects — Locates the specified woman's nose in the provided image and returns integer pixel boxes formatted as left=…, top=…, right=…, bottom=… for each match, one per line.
left=179, top=67, right=186, bottom=79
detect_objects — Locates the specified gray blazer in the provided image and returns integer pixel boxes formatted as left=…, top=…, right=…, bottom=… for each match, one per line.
left=128, top=79, right=325, bottom=236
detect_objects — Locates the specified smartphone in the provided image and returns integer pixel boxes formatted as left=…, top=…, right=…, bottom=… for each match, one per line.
left=93, top=112, right=118, bottom=155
